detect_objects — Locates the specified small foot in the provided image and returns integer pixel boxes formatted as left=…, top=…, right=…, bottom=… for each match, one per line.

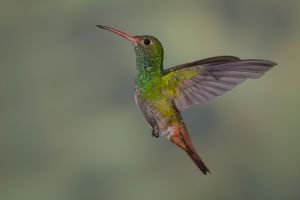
left=151, top=127, right=159, bottom=138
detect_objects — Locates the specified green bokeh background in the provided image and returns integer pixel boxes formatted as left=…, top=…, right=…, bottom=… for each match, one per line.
left=1, top=0, right=299, bottom=199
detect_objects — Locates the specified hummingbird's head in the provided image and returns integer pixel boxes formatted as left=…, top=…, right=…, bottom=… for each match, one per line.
left=131, top=35, right=164, bottom=68
left=97, top=25, right=164, bottom=71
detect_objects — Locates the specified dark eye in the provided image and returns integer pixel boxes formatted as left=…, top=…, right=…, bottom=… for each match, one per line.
left=143, top=39, right=151, bottom=45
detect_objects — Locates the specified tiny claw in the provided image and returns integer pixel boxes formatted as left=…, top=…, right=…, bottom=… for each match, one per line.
left=152, top=133, right=159, bottom=138
left=152, top=129, right=159, bottom=138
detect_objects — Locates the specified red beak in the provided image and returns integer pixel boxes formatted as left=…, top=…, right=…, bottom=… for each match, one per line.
left=97, top=25, right=137, bottom=42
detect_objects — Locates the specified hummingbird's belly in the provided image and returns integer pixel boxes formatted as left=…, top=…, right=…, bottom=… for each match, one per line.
left=134, top=88, right=179, bottom=138
left=146, top=99, right=178, bottom=136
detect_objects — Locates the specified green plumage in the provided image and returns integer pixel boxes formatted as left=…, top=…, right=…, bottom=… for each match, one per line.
left=134, top=36, right=164, bottom=93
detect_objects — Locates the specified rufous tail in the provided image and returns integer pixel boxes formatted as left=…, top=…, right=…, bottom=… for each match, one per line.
left=169, top=124, right=210, bottom=174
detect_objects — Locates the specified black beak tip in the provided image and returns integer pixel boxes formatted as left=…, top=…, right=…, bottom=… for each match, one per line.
left=96, top=25, right=105, bottom=29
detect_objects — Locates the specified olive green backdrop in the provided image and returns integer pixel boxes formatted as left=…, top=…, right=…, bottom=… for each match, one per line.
left=1, top=0, right=299, bottom=199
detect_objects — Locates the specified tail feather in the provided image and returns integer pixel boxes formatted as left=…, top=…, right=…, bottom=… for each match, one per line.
left=185, top=148, right=210, bottom=174
left=169, top=124, right=210, bottom=174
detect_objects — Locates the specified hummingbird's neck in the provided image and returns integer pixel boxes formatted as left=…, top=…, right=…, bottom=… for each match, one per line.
left=135, top=49, right=164, bottom=92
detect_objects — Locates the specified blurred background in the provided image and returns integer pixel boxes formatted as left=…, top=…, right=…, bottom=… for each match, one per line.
left=1, top=0, right=299, bottom=199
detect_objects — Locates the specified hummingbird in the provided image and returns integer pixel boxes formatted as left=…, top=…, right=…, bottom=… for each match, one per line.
left=97, top=25, right=276, bottom=174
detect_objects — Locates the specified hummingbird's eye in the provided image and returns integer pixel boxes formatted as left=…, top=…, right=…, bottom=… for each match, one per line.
left=143, top=39, right=151, bottom=45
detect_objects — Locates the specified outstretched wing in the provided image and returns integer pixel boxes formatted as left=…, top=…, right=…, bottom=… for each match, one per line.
left=162, top=57, right=276, bottom=111
left=164, top=56, right=240, bottom=74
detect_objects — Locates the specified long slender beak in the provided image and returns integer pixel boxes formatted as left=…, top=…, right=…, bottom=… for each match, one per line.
left=96, top=25, right=137, bottom=42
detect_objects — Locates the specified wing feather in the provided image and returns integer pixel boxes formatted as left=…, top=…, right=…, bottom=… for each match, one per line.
left=163, top=58, right=276, bottom=111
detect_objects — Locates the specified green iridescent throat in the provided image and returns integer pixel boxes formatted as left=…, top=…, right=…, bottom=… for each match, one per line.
left=134, top=42, right=164, bottom=93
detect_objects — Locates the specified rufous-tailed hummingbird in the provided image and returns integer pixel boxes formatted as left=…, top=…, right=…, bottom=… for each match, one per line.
left=97, top=25, right=276, bottom=174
